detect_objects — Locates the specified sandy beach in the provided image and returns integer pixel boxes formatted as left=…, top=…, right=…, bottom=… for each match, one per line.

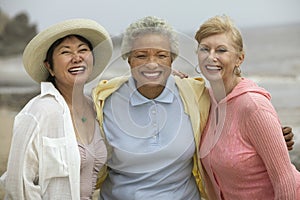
left=0, top=108, right=15, bottom=198
left=1, top=23, right=300, bottom=199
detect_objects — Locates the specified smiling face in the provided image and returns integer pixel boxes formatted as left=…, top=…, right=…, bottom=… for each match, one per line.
left=44, top=35, right=94, bottom=89
left=197, top=33, right=244, bottom=84
left=128, top=33, right=172, bottom=96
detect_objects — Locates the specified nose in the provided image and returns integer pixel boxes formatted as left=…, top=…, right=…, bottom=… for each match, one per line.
left=144, top=62, right=159, bottom=69
left=207, top=50, right=218, bottom=61
left=148, top=55, right=159, bottom=63
left=71, top=53, right=83, bottom=63
left=141, top=55, right=159, bottom=68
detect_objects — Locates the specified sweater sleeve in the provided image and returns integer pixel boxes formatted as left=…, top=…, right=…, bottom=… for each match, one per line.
left=245, top=106, right=296, bottom=200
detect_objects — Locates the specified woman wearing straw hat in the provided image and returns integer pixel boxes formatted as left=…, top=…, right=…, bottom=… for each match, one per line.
left=0, top=18, right=112, bottom=200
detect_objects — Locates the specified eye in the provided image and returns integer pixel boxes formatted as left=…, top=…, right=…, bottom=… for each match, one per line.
left=198, top=46, right=209, bottom=53
left=216, top=48, right=228, bottom=54
left=79, top=48, right=89, bottom=52
left=78, top=48, right=91, bottom=55
left=61, top=50, right=71, bottom=55
left=135, top=54, right=147, bottom=59
left=158, top=54, right=168, bottom=59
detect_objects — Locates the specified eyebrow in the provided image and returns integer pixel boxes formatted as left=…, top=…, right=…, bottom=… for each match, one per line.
left=132, top=49, right=170, bottom=53
left=58, top=43, right=89, bottom=50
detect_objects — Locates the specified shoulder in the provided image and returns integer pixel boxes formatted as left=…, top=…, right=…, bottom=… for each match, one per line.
left=96, top=76, right=129, bottom=88
left=175, top=76, right=206, bottom=85
left=239, top=92, right=273, bottom=113
left=237, top=92, right=278, bottom=128
left=232, top=78, right=272, bottom=112
left=18, top=94, right=63, bottom=122
left=175, top=77, right=207, bottom=93
left=92, top=76, right=129, bottom=100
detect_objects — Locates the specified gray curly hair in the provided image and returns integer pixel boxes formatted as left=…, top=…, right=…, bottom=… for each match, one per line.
left=121, top=16, right=179, bottom=61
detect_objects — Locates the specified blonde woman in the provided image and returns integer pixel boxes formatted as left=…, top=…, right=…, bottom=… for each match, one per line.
left=196, top=15, right=300, bottom=199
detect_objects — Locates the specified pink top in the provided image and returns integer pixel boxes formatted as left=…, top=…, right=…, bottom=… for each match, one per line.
left=78, top=121, right=107, bottom=200
left=200, top=78, right=300, bottom=200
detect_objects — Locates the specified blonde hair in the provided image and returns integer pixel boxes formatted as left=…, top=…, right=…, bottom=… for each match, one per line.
left=195, top=15, right=244, bottom=55
left=121, top=16, right=179, bottom=61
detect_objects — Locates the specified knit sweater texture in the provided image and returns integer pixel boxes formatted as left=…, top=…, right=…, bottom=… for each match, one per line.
left=200, top=78, right=300, bottom=200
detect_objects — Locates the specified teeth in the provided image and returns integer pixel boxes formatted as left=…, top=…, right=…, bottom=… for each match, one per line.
left=142, top=72, right=161, bottom=77
left=206, top=65, right=221, bottom=70
left=69, top=67, right=85, bottom=72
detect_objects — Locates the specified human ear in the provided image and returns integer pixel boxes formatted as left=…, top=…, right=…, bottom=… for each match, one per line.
left=236, top=52, right=245, bottom=67
left=44, top=61, right=55, bottom=76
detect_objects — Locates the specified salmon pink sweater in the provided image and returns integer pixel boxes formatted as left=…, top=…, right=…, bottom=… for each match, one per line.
left=200, top=78, right=300, bottom=200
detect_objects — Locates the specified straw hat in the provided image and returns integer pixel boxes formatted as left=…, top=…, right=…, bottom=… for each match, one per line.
left=23, top=18, right=113, bottom=83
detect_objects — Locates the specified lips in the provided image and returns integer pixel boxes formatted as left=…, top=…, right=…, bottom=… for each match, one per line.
left=68, top=66, right=86, bottom=74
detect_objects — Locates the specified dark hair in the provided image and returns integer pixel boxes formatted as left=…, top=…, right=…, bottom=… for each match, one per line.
left=44, top=34, right=93, bottom=83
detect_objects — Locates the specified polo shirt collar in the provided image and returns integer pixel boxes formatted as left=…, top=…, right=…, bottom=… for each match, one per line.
left=128, top=76, right=176, bottom=106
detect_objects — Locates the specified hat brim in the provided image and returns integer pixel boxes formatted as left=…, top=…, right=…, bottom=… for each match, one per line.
left=23, top=18, right=113, bottom=83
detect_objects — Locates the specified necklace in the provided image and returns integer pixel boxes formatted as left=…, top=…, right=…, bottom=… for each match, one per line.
left=81, top=116, right=87, bottom=123
left=72, top=101, right=89, bottom=123
left=80, top=108, right=88, bottom=123
left=73, top=113, right=95, bottom=145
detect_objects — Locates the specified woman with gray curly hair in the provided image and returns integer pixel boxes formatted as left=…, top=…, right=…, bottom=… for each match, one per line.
left=93, top=16, right=210, bottom=200
left=120, top=16, right=179, bottom=61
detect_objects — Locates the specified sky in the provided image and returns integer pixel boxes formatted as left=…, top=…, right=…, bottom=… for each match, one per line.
left=1, top=0, right=300, bottom=36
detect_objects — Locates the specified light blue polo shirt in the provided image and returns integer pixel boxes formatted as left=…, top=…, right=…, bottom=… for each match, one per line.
left=100, top=76, right=200, bottom=200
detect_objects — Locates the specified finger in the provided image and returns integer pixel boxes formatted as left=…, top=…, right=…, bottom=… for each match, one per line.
left=288, top=146, right=294, bottom=151
left=284, top=129, right=294, bottom=139
left=287, top=141, right=294, bottom=151
left=282, top=126, right=292, bottom=135
left=177, top=71, right=188, bottom=78
left=287, top=142, right=294, bottom=151
left=286, top=139, right=295, bottom=146
left=172, top=69, right=188, bottom=78
left=284, top=133, right=294, bottom=141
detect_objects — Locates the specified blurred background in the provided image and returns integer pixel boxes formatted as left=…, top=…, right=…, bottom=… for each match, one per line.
left=1, top=0, right=300, bottom=198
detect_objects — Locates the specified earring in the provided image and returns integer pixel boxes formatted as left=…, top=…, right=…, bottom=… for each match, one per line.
left=194, top=64, right=202, bottom=74
left=234, top=66, right=241, bottom=76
